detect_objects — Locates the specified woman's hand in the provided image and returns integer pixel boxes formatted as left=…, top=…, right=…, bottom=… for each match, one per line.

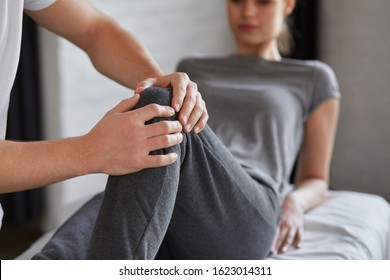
left=272, top=192, right=304, bottom=254
left=135, top=72, right=209, bottom=134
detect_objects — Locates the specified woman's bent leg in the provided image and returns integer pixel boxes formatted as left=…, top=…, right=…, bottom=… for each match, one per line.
left=86, top=88, right=183, bottom=260
left=86, top=87, right=279, bottom=260
left=32, top=193, right=103, bottom=259
left=162, top=125, right=279, bottom=259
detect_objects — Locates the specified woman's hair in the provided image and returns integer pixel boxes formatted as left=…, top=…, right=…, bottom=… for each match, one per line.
left=278, top=17, right=294, bottom=56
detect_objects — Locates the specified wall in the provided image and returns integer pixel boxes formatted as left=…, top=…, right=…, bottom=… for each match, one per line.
left=318, top=0, right=390, bottom=200
left=39, top=0, right=234, bottom=230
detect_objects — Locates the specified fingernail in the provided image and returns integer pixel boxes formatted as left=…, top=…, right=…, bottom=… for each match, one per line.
left=194, top=126, right=200, bottom=133
left=282, top=247, right=287, bottom=253
left=185, top=124, right=192, bottom=132
left=182, top=115, right=188, bottom=124
left=175, top=104, right=181, bottom=111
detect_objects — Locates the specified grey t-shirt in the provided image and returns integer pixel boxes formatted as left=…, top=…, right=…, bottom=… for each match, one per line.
left=177, top=54, right=340, bottom=198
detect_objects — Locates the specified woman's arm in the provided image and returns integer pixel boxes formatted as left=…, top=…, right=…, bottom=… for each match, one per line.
left=273, top=98, right=340, bottom=254
left=25, top=0, right=208, bottom=132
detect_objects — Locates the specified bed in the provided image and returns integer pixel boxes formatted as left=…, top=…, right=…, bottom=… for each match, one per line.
left=16, top=190, right=390, bottom=260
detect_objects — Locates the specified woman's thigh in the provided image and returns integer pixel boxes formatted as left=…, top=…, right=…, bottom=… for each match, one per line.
left=161, top=126, right=279, bottom=260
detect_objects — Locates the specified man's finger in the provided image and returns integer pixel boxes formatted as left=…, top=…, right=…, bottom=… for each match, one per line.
left=193, top=107, right=209, bottom=133
left=133, top=103, right=175, bottom=122
left=107, top=94, right=140, bottom=115
left=145, top=132, right=183, bottom=151
left=171, top=73, right=190, bottom=112
left=144, top=121, right=182, bottom=138
left=184, top=92, right=205, bottom=132
left=144, top=153, right=179, bottom=168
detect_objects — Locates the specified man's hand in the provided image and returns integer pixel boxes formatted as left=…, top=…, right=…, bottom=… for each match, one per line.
left=271, top=193, right=304, bottom=254
left=82, top=94, right=183, bottom=175
left=135, top=73, right=209, bottom=133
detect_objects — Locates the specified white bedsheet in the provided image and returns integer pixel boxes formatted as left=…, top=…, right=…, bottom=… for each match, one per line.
left=16, top=190, right=390, bottom=260
left=268, top=191, right=390, bottom=260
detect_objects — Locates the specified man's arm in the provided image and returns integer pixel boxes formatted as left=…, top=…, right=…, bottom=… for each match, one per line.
left=25, top=0, right=161, bottom=87
left=0, top=95, right=183, bottom=193
left=25, top=0, right=208, bottom=132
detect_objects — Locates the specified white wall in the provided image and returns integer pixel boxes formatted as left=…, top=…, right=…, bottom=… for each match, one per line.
left=39, top=0, right=234, bottom=230
left=318, top=0, right=390, bottom=200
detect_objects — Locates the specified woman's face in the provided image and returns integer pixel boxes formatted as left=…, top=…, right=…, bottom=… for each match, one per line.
left=227, top=0, right=294, bottom=54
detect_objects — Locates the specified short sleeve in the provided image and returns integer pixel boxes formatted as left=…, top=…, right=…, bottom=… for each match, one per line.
left=24, top=0, right=56, bottom=11
left=308, top=61, right=341, bottom=116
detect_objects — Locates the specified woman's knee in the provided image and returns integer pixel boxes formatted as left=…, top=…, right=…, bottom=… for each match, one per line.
left=135, top=87, right=173, bottom=109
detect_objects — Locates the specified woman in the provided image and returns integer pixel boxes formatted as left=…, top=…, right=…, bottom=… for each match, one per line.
left=34, top=0, right=339, bottom=260
left=177, top=0, right=340, bottom=254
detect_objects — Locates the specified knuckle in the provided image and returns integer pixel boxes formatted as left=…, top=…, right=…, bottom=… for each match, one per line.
left=127, top=113, right=140, bottom=125
left=189, top=81, right=198, bottom=91
left=133, top=155, right=144, bottom=169
left=189, top=91, right=197, bottom=101
left=194, top=101, right=203, bottom=112
left=198, top=118, right=207, bottom=129
left=161, top=121, right=171, bottom=131
left=280, top=220, right=288, bottom=227
left=185, top=95, right=197, bottom=107
left=178, top=72, right=189, bottom=81
left=154, top=156, right=164, bottom=166
left=175, top=121, right=182, bottom=129
left=162, top=135, right=171, bottom=146
left=150, top=104, right=162, bottom=114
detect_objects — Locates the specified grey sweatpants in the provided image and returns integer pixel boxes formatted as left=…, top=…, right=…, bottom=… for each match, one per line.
left=33, top=87, right=279, bottom=260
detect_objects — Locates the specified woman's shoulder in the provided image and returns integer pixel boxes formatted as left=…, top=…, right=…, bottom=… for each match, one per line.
left=281, top=58, right=337, bottom=79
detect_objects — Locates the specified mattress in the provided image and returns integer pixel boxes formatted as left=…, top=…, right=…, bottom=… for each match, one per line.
left=16, top=190, right=390, bottom=260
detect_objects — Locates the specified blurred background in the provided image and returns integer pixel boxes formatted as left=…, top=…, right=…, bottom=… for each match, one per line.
left=0, top=0, right=389, bottom=258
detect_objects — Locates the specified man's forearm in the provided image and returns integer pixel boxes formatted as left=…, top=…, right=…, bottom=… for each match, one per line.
left=84, top=14, right=163, bottom=89
left=26, top=0, right=163, bottom=89
left=0, top=138, right=91, bottom=193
